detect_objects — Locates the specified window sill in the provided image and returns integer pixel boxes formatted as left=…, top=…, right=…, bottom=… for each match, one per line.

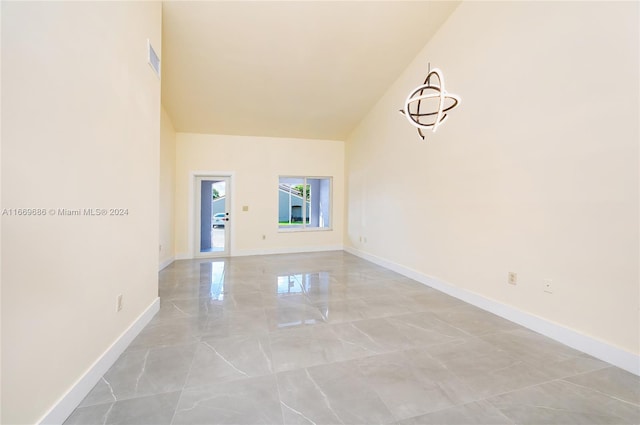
left=278, top=227, right=333, bottom=233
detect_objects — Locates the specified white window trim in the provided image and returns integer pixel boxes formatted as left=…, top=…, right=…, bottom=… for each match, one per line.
left=278, top=175, right=333, bottom=232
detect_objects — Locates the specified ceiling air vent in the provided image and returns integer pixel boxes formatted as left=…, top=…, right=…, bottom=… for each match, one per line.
left=147, top=39, right=160, bottom=78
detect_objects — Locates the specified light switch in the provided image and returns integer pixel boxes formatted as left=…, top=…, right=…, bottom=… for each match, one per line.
left=242, top=205, right=249, bottom=212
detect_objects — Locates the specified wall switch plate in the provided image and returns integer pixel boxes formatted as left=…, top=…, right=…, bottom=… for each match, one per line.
left=508, top=272, right=517, bottom=285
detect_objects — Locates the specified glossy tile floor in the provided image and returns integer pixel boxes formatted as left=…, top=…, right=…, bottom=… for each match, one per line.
left=65, top=251, right=640, bottom=424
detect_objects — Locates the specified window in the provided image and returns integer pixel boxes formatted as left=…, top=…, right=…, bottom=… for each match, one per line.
left=278, top=176, right=331, bottom=230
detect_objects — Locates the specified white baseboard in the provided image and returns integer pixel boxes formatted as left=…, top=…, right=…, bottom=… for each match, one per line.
left=175, top=246, right=344, bottom=259
left=38, top=298, right=161, bottom=425
left=344, top=246, right=640, bottom=376
left=158, top=256, right=175, bottom=271
left=233, top=244, right=344, bottom=257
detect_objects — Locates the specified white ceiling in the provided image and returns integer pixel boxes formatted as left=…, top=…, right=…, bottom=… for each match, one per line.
left=161, top=1, right=460, bottom=140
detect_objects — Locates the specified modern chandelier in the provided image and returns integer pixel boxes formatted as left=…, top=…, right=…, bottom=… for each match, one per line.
left=399, top=65, right=460, bottom=140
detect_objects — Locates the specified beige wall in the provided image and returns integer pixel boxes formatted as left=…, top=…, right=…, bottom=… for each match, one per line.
left=160, top=107, right=176, bottom=268
left=1, top=2, right=161, bottom=424
left=175, top=133, right=344, bottom=257
left=346, top=1, right=639, bottom=355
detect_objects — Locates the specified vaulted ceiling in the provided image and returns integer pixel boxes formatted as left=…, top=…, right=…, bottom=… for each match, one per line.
left=161, top=1, right=460, bottom=140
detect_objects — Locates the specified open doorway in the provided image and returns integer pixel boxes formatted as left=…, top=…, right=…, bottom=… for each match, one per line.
left=195, top=176, right=230, bottom=257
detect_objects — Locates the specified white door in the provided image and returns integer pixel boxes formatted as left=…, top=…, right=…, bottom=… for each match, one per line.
left=195, top=176, right=230, bottom=257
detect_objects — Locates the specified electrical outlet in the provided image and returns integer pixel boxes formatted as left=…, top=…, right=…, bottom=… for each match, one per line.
left=544, top=278, right=553, bottom=294
left=117, top=294, right=123, bottom=312
left=262, top=234, right=266, bottom=240
left=508, top=272, right=517, bottom=285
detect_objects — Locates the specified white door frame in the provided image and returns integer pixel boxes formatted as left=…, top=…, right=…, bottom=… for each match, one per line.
left=189, top=171, right=235, bottom=258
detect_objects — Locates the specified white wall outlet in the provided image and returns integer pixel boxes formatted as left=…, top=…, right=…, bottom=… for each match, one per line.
left=544, top=278, right=553, bottom=293
left=508, top=272, right=517, bottom=285
left=117, top=294, right=123, bottom=312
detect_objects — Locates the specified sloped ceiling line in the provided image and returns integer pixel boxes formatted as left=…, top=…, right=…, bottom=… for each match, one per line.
left=161, top=1, right=460, bottom=140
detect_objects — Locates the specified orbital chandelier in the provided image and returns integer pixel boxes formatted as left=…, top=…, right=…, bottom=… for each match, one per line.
left=400, top=65, right=460, bottom=140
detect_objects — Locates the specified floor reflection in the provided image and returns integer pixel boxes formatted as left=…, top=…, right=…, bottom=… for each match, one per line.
left=194, top=263, right=334, bottom=328
left=201, top=261, right=226, bottom=300
left=276, top=272, right=331, bottom=297
left=274, top=272, right=332, bottom=328
left=277, top=274, right=303, bottom=295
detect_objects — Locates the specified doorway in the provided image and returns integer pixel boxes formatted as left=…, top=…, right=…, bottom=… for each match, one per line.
left=195, top=176, right=230, bottom=257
